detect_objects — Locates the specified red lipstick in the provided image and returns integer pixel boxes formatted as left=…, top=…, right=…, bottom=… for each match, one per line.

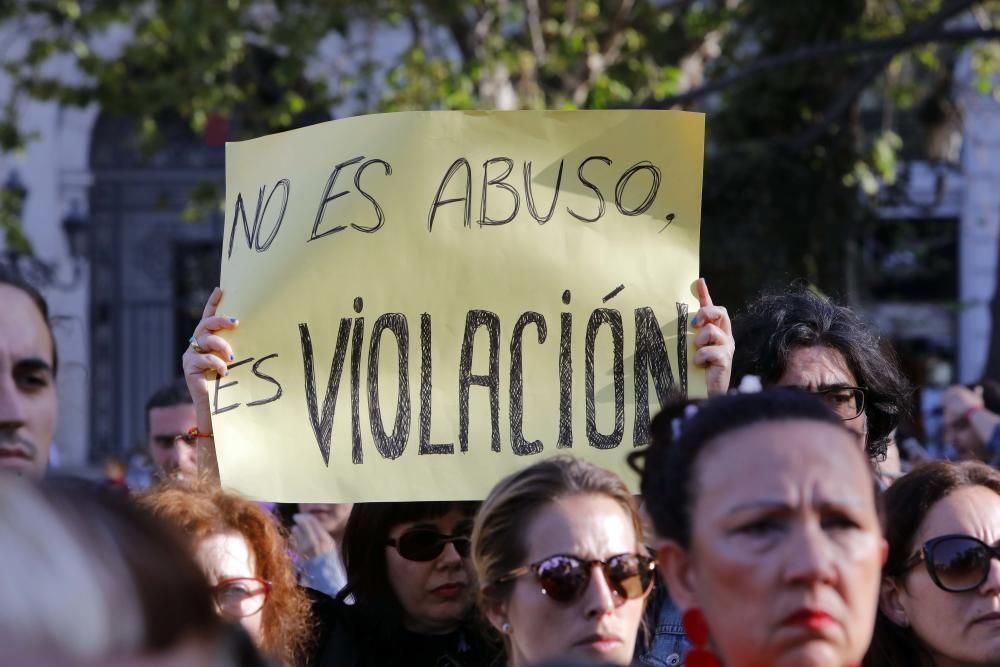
left=782, top=609, right=834, bottom=631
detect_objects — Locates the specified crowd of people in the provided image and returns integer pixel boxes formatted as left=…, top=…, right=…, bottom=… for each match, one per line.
left=4, top=261, right=1000, bottom=667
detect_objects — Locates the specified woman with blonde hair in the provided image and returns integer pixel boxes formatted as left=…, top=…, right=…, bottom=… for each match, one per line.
left=473, top=456, right=655, bottom=666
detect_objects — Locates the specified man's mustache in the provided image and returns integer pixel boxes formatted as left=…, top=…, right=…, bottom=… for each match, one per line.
left=0, top=432, right=37, bottom=459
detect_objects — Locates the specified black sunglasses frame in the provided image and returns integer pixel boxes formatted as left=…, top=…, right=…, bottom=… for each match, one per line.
left=386, top=529, right=472, bottom=562
left=903, top=533, right=1000, bottom=592
left=495, top=553, right=656, bottom=604
left=806, top=385, right=866, bottom=421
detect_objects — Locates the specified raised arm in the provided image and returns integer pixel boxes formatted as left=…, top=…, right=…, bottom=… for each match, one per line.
left=182, top=287, right=238, bottom=485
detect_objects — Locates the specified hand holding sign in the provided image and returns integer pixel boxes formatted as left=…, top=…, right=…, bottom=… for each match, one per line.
left=182, top=286, right=239, bottom=483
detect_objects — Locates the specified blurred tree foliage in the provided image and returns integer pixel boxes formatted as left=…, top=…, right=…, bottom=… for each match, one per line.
left=0, top=0, right=998, bottom=306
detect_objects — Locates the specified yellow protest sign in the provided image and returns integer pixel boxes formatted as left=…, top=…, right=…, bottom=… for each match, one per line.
left=216, top=110, right=704, bottom=502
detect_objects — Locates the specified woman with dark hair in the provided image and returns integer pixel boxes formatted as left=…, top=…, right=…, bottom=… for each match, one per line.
left=864, top=460, right=1000, bottom=666
left=473, top=457, right=654, bottom=666
left=731, top=286, right=911, bottom=461
left=633, top=389, right=887, bottom=667
left=316, top=500, right=495, bottom=667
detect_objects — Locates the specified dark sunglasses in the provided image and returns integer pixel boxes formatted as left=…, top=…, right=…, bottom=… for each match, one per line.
left=386, top=529, right=471, bottom=562
left=496, top=553, right=656, bottom=604
left=903, top=534, right=1000, bottom=592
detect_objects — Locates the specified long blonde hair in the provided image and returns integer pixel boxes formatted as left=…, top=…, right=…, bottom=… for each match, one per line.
left=472, top=456, right=644, bottom=618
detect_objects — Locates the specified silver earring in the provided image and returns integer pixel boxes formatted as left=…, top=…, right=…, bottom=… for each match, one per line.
left=501, top=622, right=512, bottom=634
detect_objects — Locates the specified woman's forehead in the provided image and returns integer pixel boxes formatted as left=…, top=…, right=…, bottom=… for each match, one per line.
left=918, top=486, right=1000, bottom=544
left=694, top=421, right=873, bottom=508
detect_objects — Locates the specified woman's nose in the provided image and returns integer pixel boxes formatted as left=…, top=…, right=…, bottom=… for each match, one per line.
left=435, top=540, right=464, bottom=567
left=978, top=556, right=1000, bottom=595
left=784, top=523, right=838, bottom=586
left=581, top=565, right=617, bottom=618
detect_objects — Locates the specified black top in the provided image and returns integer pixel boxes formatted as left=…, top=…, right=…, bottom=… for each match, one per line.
left=304, top=588, right=498, bottom=667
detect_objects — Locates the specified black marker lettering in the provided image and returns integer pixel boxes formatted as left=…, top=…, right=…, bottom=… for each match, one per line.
left=523, top=159, right=564, bottom=225
left=226, top=189, right=260, bottom=259
left=510, top=312, right=547, bottom=456
left=367, top=314, right=410, bottom=460
left=299, top=320, right=351, bottom=466
left=458, top=310, right=501, bottom=453
left=247, top=354, right=283, bottom=406
left=310, top=156, right=364, bottom=241
left=428, top=158, right=472, bottom=231
left=254, top=179, right=289, bottom=251
left=633, top=307, right=677, bottom=446
left=479, top=157, right=520, bottom=226
left=350, top=310, right=365, bottom=465
left=212, top=357, right=253, bottom=415
left=614, top=161, right=661, bottom=217
left=352, top=158, right=392, bottom=233
left=567, top=156, right=611, bottom=223
left=557, top=309, right=573, bottom=448
left=419, top=314, right=454, bottom=455
left=676, top=302, right=689, bottom=396
left=584, top=308, right=625, bottom=449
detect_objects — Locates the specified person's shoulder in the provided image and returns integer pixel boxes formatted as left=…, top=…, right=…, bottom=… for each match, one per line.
left=303, top=588, right=362, bottom=667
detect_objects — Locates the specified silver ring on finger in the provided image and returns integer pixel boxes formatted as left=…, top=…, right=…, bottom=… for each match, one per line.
left=188, top=335, right=205, bottom=353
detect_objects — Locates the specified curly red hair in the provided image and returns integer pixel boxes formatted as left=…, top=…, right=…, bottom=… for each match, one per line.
left=140, top=481, right=312, bottom=665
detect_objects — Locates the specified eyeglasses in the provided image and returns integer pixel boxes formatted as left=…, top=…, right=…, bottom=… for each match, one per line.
left=807, top=386, right=866, bottom=421
left=386, top=529, right=472, bottom=562
left=151, top=431, right=198, bottom=448
left=496, top=553, right=656, bottom=604
left=211, top=577, right=271, bottom=619
left=902, top=534, right=1000, bottom=592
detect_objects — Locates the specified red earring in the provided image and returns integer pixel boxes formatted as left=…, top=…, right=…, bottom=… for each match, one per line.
left=682, top=608, right=721, bottom=667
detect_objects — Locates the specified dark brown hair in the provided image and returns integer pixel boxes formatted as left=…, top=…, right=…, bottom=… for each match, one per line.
left=0, top=261, right=57, bottom=375
left=340, top=501, right=479, bottom=623
left=731, top=286, right=911, bottom=460
left=864, top=460, right=1000, bottom=667
left=630, top=388, right=854, bottom=548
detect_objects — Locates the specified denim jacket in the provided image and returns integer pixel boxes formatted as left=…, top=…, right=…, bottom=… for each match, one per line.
left=635, top=580, right=689, bottom=666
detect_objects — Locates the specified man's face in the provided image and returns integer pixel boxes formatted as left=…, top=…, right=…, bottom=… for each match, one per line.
left=0, top=285, right=57, bottom=479
left=942, top=414, right=988, bottom=461
left=147, top=403, right=199, bottom=478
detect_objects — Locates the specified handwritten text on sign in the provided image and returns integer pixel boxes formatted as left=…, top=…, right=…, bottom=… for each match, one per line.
left=216, top=110, right=705, bottom=502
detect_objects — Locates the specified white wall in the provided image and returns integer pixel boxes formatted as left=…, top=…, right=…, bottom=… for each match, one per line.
left=957, top=51, right=1000, bottom=383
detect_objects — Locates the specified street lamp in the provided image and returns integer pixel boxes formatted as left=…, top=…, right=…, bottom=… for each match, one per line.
left=62, top=199, right=89, bottom=260
left=1, top=169, right=88, bottom=290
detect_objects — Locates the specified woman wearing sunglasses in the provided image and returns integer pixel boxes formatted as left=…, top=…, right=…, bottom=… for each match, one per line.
left=140, top=480, right=313, bottom=666
left=634, top=389, right=887, bottom=667
left=473, top=456, right=654, bottom=666
left=315, top=500, right=496, bottom=667
left=864, top=460, right=1000, bottom=666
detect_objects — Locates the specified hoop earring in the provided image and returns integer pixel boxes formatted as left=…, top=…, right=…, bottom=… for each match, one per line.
left=682, top=608, right=721, bottom=667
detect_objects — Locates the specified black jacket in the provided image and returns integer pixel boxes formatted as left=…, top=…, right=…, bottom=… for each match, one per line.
left=304, top=589, right=498, bottom=667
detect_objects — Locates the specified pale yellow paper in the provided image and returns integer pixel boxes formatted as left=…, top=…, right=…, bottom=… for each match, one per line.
left=217, top=110, right=704, bottom=502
